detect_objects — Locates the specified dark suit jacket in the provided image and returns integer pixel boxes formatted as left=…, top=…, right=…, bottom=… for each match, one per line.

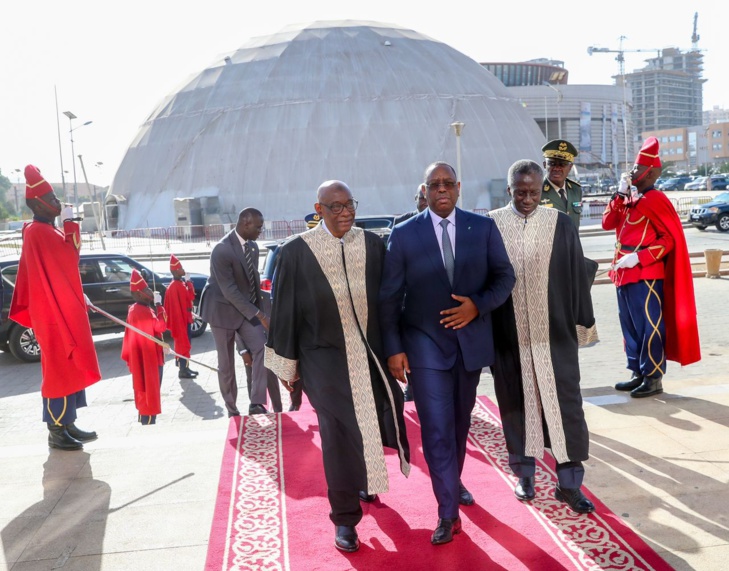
left=199, top=229, right=261, bottom=329
left=379, top=208, right=515, bottom=372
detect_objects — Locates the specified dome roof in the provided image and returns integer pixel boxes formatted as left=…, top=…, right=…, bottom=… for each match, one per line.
left=111, top=20, right=545, bottom=229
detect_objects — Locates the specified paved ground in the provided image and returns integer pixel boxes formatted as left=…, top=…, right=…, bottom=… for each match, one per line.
left=1, top=233, right=728, bottom=570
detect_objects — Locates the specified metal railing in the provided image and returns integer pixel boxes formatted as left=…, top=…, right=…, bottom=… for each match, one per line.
left=0, top=196, right=718, bottom=257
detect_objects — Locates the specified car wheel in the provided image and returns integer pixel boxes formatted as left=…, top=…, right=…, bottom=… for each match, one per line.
left=716, top=214, right=729, bottom=232
left=9, top=325, right=42, bottom=362
left=190, top=304, right=207, bottom=338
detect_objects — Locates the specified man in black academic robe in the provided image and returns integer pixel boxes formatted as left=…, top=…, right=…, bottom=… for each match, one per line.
left=265, top=180, right=410, bottom=554
left=489, top=159, right=598, bottom=514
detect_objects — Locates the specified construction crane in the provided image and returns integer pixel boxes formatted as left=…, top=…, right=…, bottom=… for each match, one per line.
left=587, top=36, right=660, bottom=78
left=691, top=12, right=700, bottom=50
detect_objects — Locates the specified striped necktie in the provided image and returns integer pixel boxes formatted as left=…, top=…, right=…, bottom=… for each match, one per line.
left=243, top=242, right=258, bottom=306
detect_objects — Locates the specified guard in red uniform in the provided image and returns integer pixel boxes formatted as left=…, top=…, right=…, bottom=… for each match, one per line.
left=9, top=165, right=101, bottom=450
left=602, top=137, right=701, bottom=397
left=121, top=269, right=168, bottom=424
left=163, top=254, right=198, bottom=379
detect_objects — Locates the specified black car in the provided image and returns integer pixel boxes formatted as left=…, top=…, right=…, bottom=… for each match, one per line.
left=0, top=252, right=209, bottom=362
left=688, top=192, right=729, bottom=232
left=658, top=176, right=694, bottom=191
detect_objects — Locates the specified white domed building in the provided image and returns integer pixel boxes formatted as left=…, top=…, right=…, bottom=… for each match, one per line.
left=110, top=20, right=546, bottom=230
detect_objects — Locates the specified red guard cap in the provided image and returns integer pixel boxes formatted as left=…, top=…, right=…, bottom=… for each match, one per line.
left=635, top=137, right=661, bottom=168
left=24, top=165, right=54, bottom=199
left=170, top=254, right=183, bottom=271
left=130, top=269, right=148, bottom=292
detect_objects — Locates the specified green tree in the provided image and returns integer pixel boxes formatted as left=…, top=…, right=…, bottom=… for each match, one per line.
left=0, top=169, right=22, bottom=220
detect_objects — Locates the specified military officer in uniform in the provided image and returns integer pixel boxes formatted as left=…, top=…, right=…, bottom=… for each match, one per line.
left=541, top=139, right=582, bottom=228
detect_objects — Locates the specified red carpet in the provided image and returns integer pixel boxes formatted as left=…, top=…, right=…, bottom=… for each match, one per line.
left=206, top=396, right=672, bottom=570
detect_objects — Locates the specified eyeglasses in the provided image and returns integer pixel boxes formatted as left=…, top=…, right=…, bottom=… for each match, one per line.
left=426, top=180, right=457, bottom=191
left=319, top=199, right=358, bottom=215
left=415, top=194, right=427, bottom=201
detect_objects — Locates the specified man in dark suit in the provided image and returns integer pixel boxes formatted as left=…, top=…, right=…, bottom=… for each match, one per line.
left=379, top=161, right=515, bottom=545
left=394, top=183, right=427, bottom=226
left=199, top=208, right=269, bottom=417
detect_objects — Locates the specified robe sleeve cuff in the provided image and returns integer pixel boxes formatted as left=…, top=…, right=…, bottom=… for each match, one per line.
left=577, top=324, right=599, bottom=348
left=264, top=346, right=298, bottom=381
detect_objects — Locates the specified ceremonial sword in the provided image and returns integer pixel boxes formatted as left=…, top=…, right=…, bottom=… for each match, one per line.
left=87, top=302, right=218, bottom=372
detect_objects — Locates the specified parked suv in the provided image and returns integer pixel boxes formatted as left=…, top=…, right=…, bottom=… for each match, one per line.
left=688, top=192, right=729, bottom=232
left=685, top=174, right=729, bottom=191
left=658, top=176, right=694, bottom=191
left=0, top=252, right=209, bottom=362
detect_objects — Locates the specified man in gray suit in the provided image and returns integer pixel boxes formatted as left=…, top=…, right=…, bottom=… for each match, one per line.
left=199, top=208, right=270, bottom=417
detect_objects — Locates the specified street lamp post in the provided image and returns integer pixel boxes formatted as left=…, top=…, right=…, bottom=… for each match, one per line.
left=451, top=121, right=465, bottom=208
left=13, top=168, right=21, bottom=214
left=543, top=82, right=563, bottom=139
left=63, top=111, right=92, bottom=210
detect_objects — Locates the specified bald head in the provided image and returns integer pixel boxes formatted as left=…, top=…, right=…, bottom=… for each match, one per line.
left=317, top=180, right=351, bottom=203
left=314, top=180, right=355, bottom=238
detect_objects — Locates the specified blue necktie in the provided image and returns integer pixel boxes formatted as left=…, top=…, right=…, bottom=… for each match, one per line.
left=439, top=219, right=454, bottom=286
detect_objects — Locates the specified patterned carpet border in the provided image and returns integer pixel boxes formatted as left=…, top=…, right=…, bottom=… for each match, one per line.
left=206, top=397, right=672, bottom=571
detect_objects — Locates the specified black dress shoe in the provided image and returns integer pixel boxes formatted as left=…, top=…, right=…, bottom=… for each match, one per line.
left=555, top=486, right=595, bottom=514
left=615, top=372, right=643, bottom=391
left=431, top=517, right=461, bottom=545
left=288, top=404, right=300, bottom=412
left=358, top=490, right=377, bottom=503
left=65, top=423, right=98, bottom=443
left=187, top=368, right=199, bottom=376
left=228, top=410, right=241, bottom=418
left=47, top=424, right=83, bottom=451
left=514, top=476, right=535, bottom=501
left=334, top=525, right=359, bottom=552
left=248, top=404, right=268, bottom=415
left=178, top=368, right=196, bottom=379
left=458, top=482, right=474, bottom=506
left=631, top=375, right=663, bottom=398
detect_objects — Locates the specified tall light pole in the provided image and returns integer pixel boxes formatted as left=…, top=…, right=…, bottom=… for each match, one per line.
left=63, top=111, right=92, bottom=210
left=451, top=121, right=464, bottom=208
left=543, top=82, right=563, bottom=139
left=13, top=168, right=21, bottom=214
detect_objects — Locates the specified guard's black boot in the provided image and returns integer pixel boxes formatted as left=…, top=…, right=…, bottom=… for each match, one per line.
left=631, top=375, right=663, bottom=398
left=178, top=368, right=196, bottom=379
left=47, top=423, right=83, bottom=451
left=615, top=372, right=643, bottom=391
left=65, top=423, right=98, bottom=442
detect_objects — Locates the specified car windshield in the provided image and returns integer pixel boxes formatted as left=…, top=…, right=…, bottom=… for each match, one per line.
left=715, top=192, right=729, bottom=203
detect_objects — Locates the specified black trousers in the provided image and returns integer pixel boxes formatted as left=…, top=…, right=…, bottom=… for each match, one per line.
left=327, top=489, right=363, bottom=526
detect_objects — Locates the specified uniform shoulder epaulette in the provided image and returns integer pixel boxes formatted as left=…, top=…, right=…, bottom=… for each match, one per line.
left=565, top=177, right=581, bottom=188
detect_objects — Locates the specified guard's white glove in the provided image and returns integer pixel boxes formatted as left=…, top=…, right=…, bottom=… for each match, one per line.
left=617, top=173, right=631, bottom=197
left=613, top=252, right=639, bottom=270
left=153, top=291, right=162, bottom=305
left=61, top=205, right=74, bottom=221
left=83, top=293, right=92, bottom=307
left=182, top=272, right=189, bottom=283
